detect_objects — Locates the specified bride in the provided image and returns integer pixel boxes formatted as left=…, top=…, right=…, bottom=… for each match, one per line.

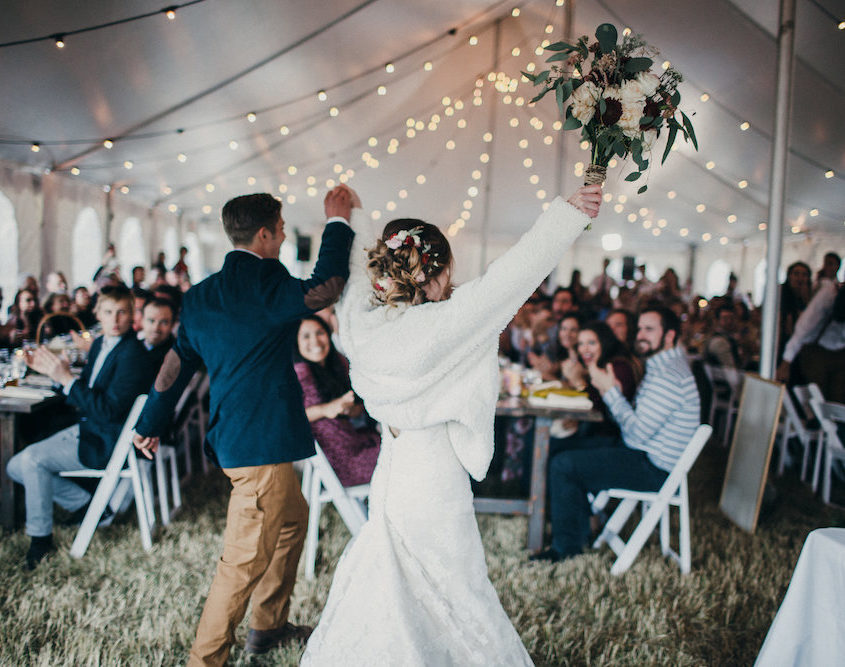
left=300, top=183, right=602, bottom=666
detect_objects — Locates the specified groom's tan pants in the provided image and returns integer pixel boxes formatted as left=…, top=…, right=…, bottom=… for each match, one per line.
left=189, top=462, right=308, bottom=666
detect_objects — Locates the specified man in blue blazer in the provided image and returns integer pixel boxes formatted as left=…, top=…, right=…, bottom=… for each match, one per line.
left=133, top=187, right=355, bottom=666
left=7, top=285, right=154, bottom=568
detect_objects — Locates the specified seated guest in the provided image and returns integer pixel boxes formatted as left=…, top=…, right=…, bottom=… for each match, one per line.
left=40, top=292, right=82, bottom=338
left=6, top=285, right=155, bottom=569
left=45, top=271, right=69, bottom=295
left=132, top=288, right=153, bottom=332
left=551, top=286, right=578, bottom=323
left=138, top=297, right=176, bottom=367
left=605, top=308, right=636, bottom=351
left=1, top=289, right=43, bottom=347
left=554, top=321, right=642, bottom=452
left=704, top=305, right=742, bottom=368
left=70, top=286, right=98, bottom=329
left=152, top=283, right=183, bottom=316
left=294, top=315, right=379, bottom=487
left=131, top=266, right=146, bottom=291
left=533, top=306, right=700, bottom=562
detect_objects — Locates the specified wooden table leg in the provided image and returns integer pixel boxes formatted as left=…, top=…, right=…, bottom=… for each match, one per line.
left=0, top=413, right=17, bottom=530
left=527, top=416, right=551, bottom=552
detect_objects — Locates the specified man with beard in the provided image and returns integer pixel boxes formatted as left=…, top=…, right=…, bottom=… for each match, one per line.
left=533, top=306, right=700, bottom=562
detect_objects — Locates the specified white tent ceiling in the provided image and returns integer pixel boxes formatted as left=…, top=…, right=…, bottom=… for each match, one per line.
left=1, top=0, right=843, bottom=256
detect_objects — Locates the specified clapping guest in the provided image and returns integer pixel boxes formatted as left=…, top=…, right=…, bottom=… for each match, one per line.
left=6, top=285, right=155, bottom=568
left=555, top=321, right=641, bottom=453
left=294, top=316, right=379, bottom=487
left=535, top=306, right=700, bottom=562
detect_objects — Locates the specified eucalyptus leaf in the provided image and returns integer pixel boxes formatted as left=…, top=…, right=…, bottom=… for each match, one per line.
left=637, top=185, right=648, bottom=194
left=556, top=85, right=565, bottom=114
left=631, top=139, right=642, bottom=161
left=521, top=71, right=537, bottom=83
left=671, top=90, right=681, bottom=106
left=595, top=23, right=618, bottom=54
left=639, top=115, right=655, bottom=127
left=546, top=52, right=572, bottom=62
left=535, top=70, right=550, bottom=85
left=563, top=114, right=582, bottom=130
left=614, top=141, right=626, bottom=157
left=625, top=171, right=642, bottom=182
left=623, top=57, right=653, bottom=73
left=662, top=124, right=678, bottom=164
left=530, top=88, right=552, bottom=104
left=681, top=111, right=699, bottom=151
left=546, top=40, right=578, bottom=52
left=599, top=97, right=607, bottom=116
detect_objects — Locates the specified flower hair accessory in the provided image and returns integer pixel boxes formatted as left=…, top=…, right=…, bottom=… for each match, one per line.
left=374, top=276, right=394, bottom=292
left=385, top=227, right=423, bottom=250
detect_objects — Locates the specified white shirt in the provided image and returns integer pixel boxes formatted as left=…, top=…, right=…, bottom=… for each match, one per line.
left=783, top=279, right=844, bottom=363
left=63, top=334, right=121, bottom=395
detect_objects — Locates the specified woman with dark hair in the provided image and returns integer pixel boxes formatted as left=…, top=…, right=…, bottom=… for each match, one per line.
left=556, top=321, right=641, bottom=451
left=0, top=289, right=43, bottom=347
left=302, top=183, right=602, bottom=665
left=779, top=261, right=811, bottom=360
left=40, top=292, right=82, bottom=339
left=293, top=315, right=379, bottom=487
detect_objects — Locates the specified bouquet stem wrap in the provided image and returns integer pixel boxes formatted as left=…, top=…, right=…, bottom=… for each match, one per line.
left=584, top=164, right=607, bottom=186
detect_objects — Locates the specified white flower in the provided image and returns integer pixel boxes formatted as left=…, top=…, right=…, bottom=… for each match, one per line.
left=570, top=81, right=600, bottom=125
left=397, top=230, right=409, bottom=240
left=641, top=129, right=658, bottom=151
left=636, top=71, right=661, bottom=97
left=618, top=102, right=642, bottom=138
left=603, top=86, right=622, bottom=102
left=620, top=79, right=645, bottom=105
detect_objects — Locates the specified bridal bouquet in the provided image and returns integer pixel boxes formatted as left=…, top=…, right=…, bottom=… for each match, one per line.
left=523, top=23, right=697, bottom=193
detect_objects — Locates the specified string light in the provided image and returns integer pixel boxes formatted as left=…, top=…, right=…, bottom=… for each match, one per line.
left=205, top=183, right=214, bottom=192
left=385, top=62, right=395, bottom=73
left=423, top=61, right=432, bottom=71
left=103, top=139, right=114, bottom=149
left=627, top=213, right=637, bottom=222
left=177, top=152, right=187, bottom=162
left=164, top=7, right=176, bottom=20
left=30, top=143, right=40, bottom=153
left=696, top=203, right=706, bottom=212
left=247, top=176, right=256, bottom=185
left=329, top=106, right=339, bottom=117
left=377, top=85, right=387, bottom=95
left=739, top=121, right=750, bottom=131
left=705, top=161, right=715, bottom=170
left=120, top=185, right=130, bottom=194
left=759, top=222, right=767, bottom=230
left=825, top=170, right=834, bottom=178
left=53, top=35, right=65, bottom=48
left=246, top=112, right=257, bottom=123
left=809, top=208, right=819, bottom=216
left=229, top=140, right=238, bottom=150
left=123, top=160, right=133, bottom=169
left=511, top=7, right=520, bottom=16
left=737, top=180, right=748, bottom=189
left=680, top=228, right=689, bottom=237
left=202, top=205, right=212, bottom=214
left=168, top=204, right=178, bottom=213
left=279, top=125, right=290, bottom=135
left=702, top=233, right=712, bottom=241
left=469, top=35, right=478, bottom=46
left=70, top=167, right=80, bottom=175
left=317, top=90, right=328, bottom=101
left=727, top=214, right=737, bottom=223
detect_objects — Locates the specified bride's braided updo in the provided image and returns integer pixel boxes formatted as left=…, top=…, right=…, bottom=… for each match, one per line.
left=366, top=218, right=452, bottom=307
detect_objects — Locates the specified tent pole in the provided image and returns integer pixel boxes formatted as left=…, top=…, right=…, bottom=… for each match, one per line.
left=479, top=17, right=502, bottom=274
left=759, top=0, right=795, bottom=380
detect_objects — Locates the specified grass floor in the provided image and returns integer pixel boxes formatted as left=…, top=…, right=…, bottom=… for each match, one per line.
left=2, top=444, right=844, bottom=666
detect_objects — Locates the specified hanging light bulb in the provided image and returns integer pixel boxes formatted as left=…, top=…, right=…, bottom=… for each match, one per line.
left=103, top=139, right=114, bottom=149
left=385, top=62, right=395, bottom=73
left=163, top=6, right=176, bottom=20
left=70, top=167, right=80, bottom=175
left=247, top=112, right=257, bottom=123
left=30, top=143, right=40, bottom=153
left=53, top=34, right=65, bottom=48
left=123, top=160, right=133, bottom=169
left=317, top=90, right=328, bottom=101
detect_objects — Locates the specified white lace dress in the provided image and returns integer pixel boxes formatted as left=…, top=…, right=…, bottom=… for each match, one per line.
left=300, top=198, right=588, bottom=666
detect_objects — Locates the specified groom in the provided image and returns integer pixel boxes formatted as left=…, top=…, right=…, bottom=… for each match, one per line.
left=133, top=187, right=354, bottom=666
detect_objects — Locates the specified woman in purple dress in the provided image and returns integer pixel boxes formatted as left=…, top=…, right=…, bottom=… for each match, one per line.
left=294, top=315, right=380, bottom=487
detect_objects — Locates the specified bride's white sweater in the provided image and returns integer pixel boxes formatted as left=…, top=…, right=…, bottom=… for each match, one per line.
left=337, top=197, right=589, bottom=481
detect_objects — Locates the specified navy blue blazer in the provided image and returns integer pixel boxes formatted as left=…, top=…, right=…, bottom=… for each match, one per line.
left=135, top=220, right=354, bottom=468
left=69, top=332, right=155, bottom=469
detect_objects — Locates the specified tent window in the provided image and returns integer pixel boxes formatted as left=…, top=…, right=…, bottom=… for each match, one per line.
left=0, top=191, right=19, bottom=318
left=72, top=207, right=102, bottom=289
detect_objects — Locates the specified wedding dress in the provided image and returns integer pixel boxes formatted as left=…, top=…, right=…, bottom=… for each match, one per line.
left=300, top=197, right=588, bottom=666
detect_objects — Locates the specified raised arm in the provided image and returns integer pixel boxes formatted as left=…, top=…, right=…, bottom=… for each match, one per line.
left=411, top=188, right=600, bottom=357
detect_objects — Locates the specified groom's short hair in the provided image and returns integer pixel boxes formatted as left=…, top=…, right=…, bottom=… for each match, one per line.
left=221, top=194, right=281, bottom=245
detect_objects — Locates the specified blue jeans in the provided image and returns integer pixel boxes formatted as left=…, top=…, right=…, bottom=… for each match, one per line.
left=6, top=426, right=91, bottom=537
left=548, top=446, right=668, bottom=557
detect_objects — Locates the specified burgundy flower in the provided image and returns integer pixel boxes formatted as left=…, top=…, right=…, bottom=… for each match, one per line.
left=640, top=99, right=661, bottom=129
left=601, top=97, right=622, bottom=127
left=421, top=253, right=430, bottom=265
left=404, top=236, right=414, bottom=246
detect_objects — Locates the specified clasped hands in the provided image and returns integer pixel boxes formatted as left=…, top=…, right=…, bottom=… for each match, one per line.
left=24, top=346, right=74, bottom=387
left=324, top=184, right=362, bottom=221
left=561, top=356, right=620, bottom=395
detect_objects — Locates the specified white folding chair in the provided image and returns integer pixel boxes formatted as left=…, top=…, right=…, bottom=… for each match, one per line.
left=592, top=424, right=713, bottom=575
left=703, top=363, right=742, bottom=445
left=58, top=395, right=153, bottom=558
left=777, top=385, right=821, bottom=480
left=177, top=372, right=210, bottom=476
left=300, top=442, right=370, bottom=580
left=808, top=390, right=845, bottom=505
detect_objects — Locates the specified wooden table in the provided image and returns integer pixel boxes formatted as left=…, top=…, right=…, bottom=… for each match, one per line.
left=474, top=396, right=602, bottom=552
left=0, top=391, right=63, bottom=530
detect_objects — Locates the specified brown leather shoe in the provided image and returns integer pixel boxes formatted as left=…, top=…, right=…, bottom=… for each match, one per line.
left=244, top=622, right=313, bottom=654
